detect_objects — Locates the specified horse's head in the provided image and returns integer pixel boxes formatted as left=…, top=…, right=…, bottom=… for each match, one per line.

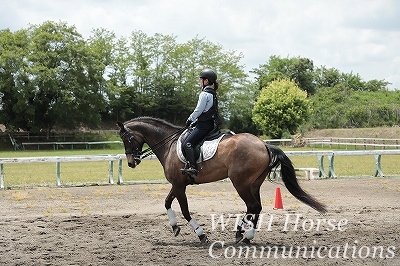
left=117, top=121, right=143, bottom=168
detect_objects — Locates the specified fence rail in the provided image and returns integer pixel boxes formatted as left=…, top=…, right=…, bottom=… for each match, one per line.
left=305, top=137, right=400, bottom=149
left=10, top=137, right=400, bottom=151
left=284, top=149, right=400, bottom=178
left=20, top=141, right=122, bottom=150
left=1, top=150, right=399, bottom=189
left=1, top=154, right=126, bottom=189
left=265, top=137, right=400, bottom=149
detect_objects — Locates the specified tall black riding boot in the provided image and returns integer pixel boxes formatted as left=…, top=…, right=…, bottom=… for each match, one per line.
left=181, top=143, right=198, bottom=177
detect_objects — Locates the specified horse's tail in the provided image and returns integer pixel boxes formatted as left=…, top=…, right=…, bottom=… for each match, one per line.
left=266, top=144, right=327, bottom=213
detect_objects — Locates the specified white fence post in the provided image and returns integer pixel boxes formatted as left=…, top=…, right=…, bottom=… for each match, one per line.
left=108, top=161, right=114, bottom=184
left=328, top=155, right=337, bottom=178
left=317, top=155, right=327, bottom=178
left=117, top=159, right=123, bottom=184
left=0, top=164, right=4, bottom=189
left=56, top=162, right=61, bottom=186
left=374, top=155, right=384, bottom=177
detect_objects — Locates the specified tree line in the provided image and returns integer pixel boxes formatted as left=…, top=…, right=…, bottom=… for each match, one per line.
left=1, top=21, right=398, bottom=137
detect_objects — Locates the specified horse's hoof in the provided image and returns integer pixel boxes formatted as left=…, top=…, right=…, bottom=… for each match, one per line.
left=242, top=238, right=251, bottom=245
left=199, top=234, right=208, bottom=243
left=172, top=225, right=180, bottom=236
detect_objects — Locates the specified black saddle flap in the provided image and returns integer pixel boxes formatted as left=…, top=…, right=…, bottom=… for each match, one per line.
left=204, top=127, right=223, bottom=141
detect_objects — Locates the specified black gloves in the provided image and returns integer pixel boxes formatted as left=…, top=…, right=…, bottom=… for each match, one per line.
left=186, top=119, right=193, bottom=128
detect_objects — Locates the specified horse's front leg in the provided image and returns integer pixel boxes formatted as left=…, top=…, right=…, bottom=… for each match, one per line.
left=174, top=184, right=208, bottom=243
left=165, top=188, right=180, bottom=236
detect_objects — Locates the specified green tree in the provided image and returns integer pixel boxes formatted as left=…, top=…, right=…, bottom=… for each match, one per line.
left=28, top=21, right=106, bottom=133
left=252, top=79, right=311, bottom=138
left=0, top=28, right=31, bottom=131
left=106, top=36, right=133, bottom=121
left=253, top=55, right=315, bottom=95
left=165, top=36, right=248, bottom=124
left=314, top=66, right=341, bottom=88
left=226, top=82, right=260, bottom=134
left=1, top=21, right=107, bottom=134
left=363, top=79, right=390, bottom=92
left=105, top=32, right=247, bottom=125
left=315, top=66, right=390, bottom=92
left=310, top=85, right=400, bottom=128
left=309, top=84, right=353, bottom=128
left=87, top=28, right=116, bottom=122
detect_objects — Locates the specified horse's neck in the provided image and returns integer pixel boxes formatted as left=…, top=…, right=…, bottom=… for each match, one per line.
left=139, top=124, right=174, bottom=144
left=132, top=121, right=177, bottom=156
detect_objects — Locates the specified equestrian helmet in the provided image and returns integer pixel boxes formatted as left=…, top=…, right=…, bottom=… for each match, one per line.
left=199, top=69, right=217, bottom=84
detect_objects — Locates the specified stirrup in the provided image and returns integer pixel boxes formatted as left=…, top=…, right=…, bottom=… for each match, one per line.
left=180, top=167, right=198, bottom=177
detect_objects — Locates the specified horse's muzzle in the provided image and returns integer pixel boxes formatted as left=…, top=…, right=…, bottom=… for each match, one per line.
left=128, top=157, right=142, bottom=168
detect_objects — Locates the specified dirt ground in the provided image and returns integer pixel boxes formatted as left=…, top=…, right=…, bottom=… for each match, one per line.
left=0, top=177, right=399, bottom=266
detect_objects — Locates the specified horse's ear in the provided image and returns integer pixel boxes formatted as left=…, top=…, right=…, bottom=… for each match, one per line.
left=116, top=121, right=125, bottom=131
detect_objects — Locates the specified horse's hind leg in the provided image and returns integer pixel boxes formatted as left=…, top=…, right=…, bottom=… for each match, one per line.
left=165, top=188, right=180, bottom=236
left=232, top=183, right=263, bottom=244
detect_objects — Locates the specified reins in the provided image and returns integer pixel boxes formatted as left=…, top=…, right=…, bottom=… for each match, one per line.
left=138, top=126, right=187, bottom=160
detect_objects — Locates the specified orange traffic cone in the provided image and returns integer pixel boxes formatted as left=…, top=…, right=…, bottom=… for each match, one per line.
left=273, top=187, right=284, bottom=210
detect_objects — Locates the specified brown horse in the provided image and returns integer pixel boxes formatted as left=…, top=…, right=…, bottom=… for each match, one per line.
left=117, top=117, right=326, bottom=243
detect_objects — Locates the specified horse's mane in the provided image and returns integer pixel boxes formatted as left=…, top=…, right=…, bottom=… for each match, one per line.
left=124, top=117, right=181, bottom=130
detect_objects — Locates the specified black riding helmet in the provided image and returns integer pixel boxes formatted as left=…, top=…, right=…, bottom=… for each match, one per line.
left=199, top=69, right=217, bottom=84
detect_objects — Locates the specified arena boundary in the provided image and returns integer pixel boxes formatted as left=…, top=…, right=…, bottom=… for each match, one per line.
left=1, top=151, right=400, bottom=189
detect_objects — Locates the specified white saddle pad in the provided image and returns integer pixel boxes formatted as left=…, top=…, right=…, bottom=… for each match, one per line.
left=177, top=133, right=225, bottom=163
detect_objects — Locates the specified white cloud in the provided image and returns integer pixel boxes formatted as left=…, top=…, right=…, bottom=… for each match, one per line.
left=1, top=0, right=399, bottom=89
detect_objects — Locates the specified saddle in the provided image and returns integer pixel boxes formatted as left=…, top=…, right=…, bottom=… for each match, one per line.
left=177, top=127, right=225, bottom=163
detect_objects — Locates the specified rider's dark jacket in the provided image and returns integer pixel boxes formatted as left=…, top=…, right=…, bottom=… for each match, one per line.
left=188, top=85, right=220, bottom=125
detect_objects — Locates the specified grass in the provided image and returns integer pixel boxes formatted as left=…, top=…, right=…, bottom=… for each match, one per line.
left=1, top=146, right=399, bottom=188
left=0, top=148, right=165, bottom=188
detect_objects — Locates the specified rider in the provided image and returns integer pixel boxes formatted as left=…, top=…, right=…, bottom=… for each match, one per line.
left=181, top=69, right=221, bottom=177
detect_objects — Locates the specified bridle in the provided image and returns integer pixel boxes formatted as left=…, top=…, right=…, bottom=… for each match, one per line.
left=120, top=130, right=143, bottom=165
left=120, top=126, right=187, bottom=165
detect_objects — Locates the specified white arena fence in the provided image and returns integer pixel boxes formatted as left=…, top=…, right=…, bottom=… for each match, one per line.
left=1, top=150, right=400, bottom=189
left=282, top=150, right=400, bottom=180
left=266, top=137, right=400, bottom=149
left=0, top=154, right=123, bottom=189
left=20, top=141, right=123, bottom=150
left=0, top=154, right=153, bottom=189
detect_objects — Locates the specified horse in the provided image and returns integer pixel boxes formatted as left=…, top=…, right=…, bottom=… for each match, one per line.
left=117, top=117, right=327, bottom=243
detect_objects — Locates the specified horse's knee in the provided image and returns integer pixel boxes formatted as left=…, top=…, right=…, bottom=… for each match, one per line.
left=165, top=192, right=175, bottom=209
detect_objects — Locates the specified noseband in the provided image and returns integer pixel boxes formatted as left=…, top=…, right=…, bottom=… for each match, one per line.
left=120, top=130, right=143, bottom=165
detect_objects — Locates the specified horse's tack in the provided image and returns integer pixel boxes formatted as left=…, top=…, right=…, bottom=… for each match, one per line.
left=177, top=133, right=225, bottom=163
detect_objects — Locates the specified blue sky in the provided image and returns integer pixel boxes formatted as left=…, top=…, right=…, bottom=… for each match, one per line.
left=1, top=0, right=399, bottom=89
